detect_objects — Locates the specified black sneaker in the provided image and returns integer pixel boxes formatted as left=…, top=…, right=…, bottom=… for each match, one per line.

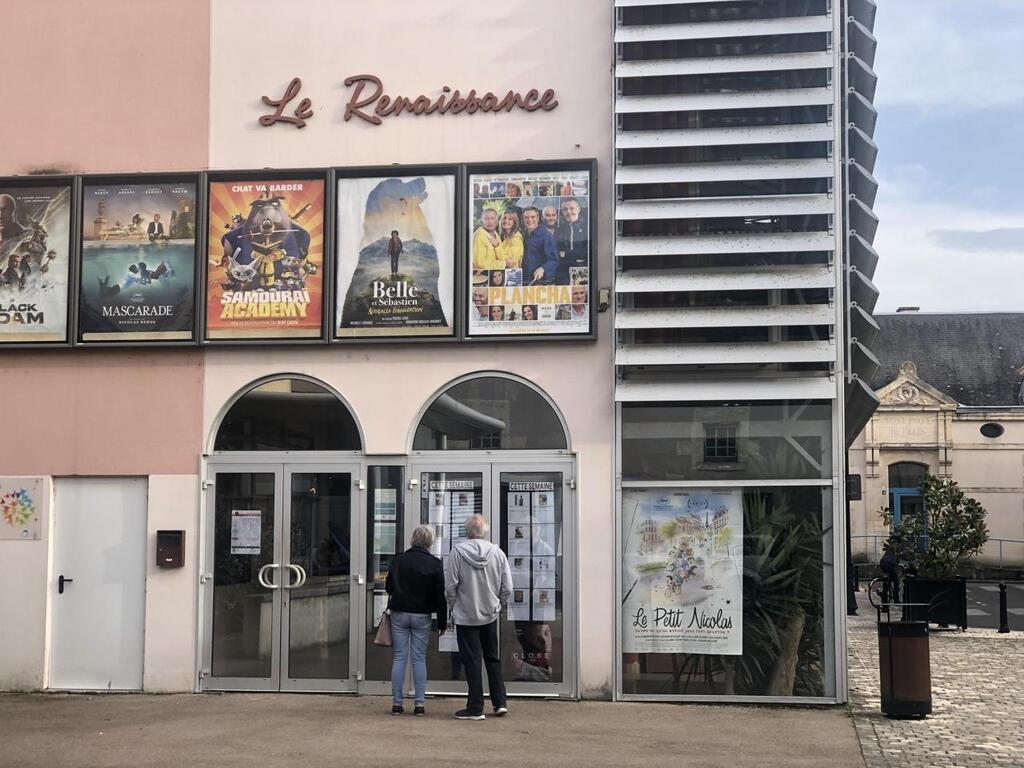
left=391, top=704, right=404, bottom=716
left=493, top=706, right=508, bottom=717
left=414, top=705, right=426, bottom=716
left=454, top=709, right=485, bottom=720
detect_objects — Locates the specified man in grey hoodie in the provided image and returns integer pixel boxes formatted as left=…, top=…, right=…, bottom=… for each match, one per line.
left=445, top=513, right=513, bottom=720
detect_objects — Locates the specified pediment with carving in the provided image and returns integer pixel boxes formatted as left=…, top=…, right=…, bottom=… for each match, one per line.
left=876, top=360, right=959, bottom=408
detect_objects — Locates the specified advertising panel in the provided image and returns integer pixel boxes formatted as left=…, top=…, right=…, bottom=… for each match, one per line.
left=79, top=179, right=197, bottom=341
left=206, top=177, right=325, bottom=339
left=622, top=489, right=743, bottom=655
left=335, top=173, right=455, bottom=338
left=0, top=183, right=71, bottom=343
left=467, top=166, right=590, bottom=337
left=0, top=477, right=45, bottom=541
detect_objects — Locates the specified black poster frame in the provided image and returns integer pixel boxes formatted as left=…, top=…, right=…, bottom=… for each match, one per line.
left=0, top=174, right=77, bottom=349
left=331, top=163, right=462, bottom=344
left=202, top=168, right=332, bottom=346
left=461, top=158, right=597, bottom=343
left=75, top=172, right=203, bottom=346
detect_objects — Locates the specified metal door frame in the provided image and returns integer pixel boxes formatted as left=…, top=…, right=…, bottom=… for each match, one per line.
left=407, top=452, right=578, bottom=699
left=200, top=463, right=285, bottom=692
left=200, top=452, right=364, bottom=692
left=280, top=462, right=364, bottom=693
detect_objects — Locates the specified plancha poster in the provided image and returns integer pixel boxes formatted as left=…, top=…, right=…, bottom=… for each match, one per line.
left=335, top=174, right=455, bottom=338
left=0, top=184, right=71, bottom=343
left=621, top=489, right=743, bottom=655
left=467, top=167, right=590, bottom=337
left=79, top=180, right=197, bottom=341
left=206, top=178, right=325, bottom=339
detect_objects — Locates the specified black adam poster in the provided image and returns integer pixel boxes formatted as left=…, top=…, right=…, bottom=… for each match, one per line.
left=79, top=180, right=197, bottom=341
left=335, top=174, right=455, bottom=338
left=0, top=184, right=72, bottom=343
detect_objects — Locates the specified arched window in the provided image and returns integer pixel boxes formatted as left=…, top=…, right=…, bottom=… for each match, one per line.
left=888, top=462, right=928, bottom=490
left=413, top=375, right=567, bottom=451
left=214, top=378, right=362, bottom=451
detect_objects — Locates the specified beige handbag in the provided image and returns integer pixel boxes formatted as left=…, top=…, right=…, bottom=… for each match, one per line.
left=374, top=605, right=393, bottom=647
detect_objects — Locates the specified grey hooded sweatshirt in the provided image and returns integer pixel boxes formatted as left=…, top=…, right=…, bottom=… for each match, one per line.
left=445, top=538, right=513, bottom=626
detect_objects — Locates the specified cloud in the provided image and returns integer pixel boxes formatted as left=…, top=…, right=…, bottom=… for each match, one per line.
left=927, top=228, right=1024, bottom=254
left=872, top=168, right=1024, bottom=312
left=874, top=1, right=1024, bottom=111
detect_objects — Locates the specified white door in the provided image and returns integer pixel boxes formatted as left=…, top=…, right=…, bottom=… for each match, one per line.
left=50, top=477, right=148, bottom=690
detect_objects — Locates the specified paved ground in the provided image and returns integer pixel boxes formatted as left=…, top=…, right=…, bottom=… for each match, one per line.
left=0, top=692, right=863, bottom=768
left=848, top=592, right=1024, bottom=767
left=965, top=583, right=1024, bottom=631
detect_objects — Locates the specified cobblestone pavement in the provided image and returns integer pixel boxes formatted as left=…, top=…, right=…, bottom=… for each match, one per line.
left=848, top=592, right=1024, bottom=767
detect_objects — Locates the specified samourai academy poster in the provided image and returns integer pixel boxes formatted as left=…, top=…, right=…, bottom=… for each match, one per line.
left=335, top=174, right=455, bottom=338
left=79, top=180, right=197, bottom=341
left=621, top=489, right=743, bottom=655
left=0, top=184, right=71, bottom=343
left=206, top=178, right=324, bottom=339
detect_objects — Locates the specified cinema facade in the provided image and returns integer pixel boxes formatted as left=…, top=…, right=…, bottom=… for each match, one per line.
left=0, top=0, right=880, bottom=704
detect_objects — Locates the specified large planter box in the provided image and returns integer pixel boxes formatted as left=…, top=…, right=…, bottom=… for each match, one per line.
left=904, top=577, right=968, bottom=630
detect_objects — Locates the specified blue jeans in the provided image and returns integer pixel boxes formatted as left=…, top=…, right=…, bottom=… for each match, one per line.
left=390, top=611, right=432, bottom=705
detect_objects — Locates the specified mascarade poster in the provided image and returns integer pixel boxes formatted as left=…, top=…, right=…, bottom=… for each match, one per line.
left=468, top=169, right=590, bottom=336
left=336, top=175, right=454, bottom=337
left=621, top=489, right=743, bottom=655
left=0, top=185, right=71, bottom=343
left=206, top=179, right=324, bottom=339
left=79, top=181, right=197, bottom=341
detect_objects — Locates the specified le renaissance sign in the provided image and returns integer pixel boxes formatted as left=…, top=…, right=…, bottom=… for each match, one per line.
left=259, top=76, right=559, bottom=130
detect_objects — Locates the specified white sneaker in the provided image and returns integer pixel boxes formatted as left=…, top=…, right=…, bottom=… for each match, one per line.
left=493, top=706, right=508, bottom=717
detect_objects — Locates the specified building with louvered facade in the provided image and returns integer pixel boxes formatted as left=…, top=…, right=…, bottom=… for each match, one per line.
left=615, top=0, right=880, bottom=702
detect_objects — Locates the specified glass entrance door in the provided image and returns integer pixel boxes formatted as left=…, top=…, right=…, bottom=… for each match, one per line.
left=405, top=459, right=576, bottom=698
left=202, top=463, right=362, bottom=692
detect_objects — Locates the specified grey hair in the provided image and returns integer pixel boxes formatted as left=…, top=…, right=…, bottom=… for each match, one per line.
left=465, top=514, right=489, bottom=539
left=411, top=525, right=435, bottom=549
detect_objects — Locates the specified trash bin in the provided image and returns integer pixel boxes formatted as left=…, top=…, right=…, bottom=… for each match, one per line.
left=877, top=619, right=931, bottom=718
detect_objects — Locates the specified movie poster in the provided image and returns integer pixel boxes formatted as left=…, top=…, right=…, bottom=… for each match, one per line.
left=335, top=174, right=455, bottom=338
left=206, top=178, right=325, bottom=339
left=621, top=489, right=743, bottom=655
left=79, top=181, right=197, bottom=341
left=467, top=168, right=590, bottom=337
left=0, top=184, right=71, bottom=343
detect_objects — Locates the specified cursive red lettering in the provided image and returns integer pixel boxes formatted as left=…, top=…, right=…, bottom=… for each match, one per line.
left=343, top=74, right=384, bottom=125
left=538, top=88, right=559, bottom=111
left=259, top=77, right=313, bottom=129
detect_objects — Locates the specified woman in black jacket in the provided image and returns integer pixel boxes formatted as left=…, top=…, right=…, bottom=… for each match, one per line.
left=385, top=525, right=447, bottom=715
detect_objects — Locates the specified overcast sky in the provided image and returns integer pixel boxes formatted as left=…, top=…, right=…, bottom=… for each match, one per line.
left=871, top=0, right=1024, bottom=312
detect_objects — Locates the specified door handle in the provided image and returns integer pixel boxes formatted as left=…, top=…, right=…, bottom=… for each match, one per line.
left=257, top=563, right=280, bottom=589
left=284, top=564, right=307, bottom=589
left=58, top=575, right=73, bottom=594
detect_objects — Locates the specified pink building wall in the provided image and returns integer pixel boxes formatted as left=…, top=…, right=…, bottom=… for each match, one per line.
left=0, top=0, right=211, bottom=176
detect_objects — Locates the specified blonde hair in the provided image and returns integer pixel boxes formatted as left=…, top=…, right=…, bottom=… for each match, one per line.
left=410, top=525, right=435, bottom=549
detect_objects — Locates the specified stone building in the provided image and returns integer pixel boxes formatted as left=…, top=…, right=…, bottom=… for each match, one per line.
left=849, top=312, right=1024, bottom=567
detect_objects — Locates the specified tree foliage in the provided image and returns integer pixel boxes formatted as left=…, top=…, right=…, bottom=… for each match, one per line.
left=880, top=474, right=989, bottom=578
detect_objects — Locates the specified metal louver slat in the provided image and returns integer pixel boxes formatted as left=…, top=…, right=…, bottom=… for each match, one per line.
left=616, top=341, right=835, bottom=366
left=616, top=51, right=833, bottom=78
left=616, top=304, right=834, bottom=330
left=848, top=0, right=878, bottom=30
left=847, top=20, right=877, bottom=66
left=847, top=91, right=878, bottom=135
left=849, top=268, right=879, bottom=313
left=845, top=376, right=880, bottom=444
left=616, top=265, right=834, bottom=293
left=616, top=88, right=833, bottom=114
left=848, top=56, right=878, bottom=102
left=848, top=233, right=879, bottom=277
left=850, top=340, right=881, bottom=382
left=848, top=304, right=880, bottom=347
left=616, top=194, right=833, bottom=221
left=848, top=161, right=878, bottom=208
left=616, top=231, right=835, bottom=257
left=616, top=159, right=833, bottom=185
left=616, top=123, right=833, bottom=150
left=848, top=197, right=879, bottom=242
left=848, top=126, right=878, bottom=173
left=616, top=377, right=836, bottom=403
left=614, top=15, right=832, bottom=44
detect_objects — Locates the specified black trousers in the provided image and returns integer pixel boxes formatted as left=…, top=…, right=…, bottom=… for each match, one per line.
left=456, top=620, right=506, bottom=714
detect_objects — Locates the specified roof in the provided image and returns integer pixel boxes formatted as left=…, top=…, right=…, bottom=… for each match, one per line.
left=870, top=313, right=1024, bottom=407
